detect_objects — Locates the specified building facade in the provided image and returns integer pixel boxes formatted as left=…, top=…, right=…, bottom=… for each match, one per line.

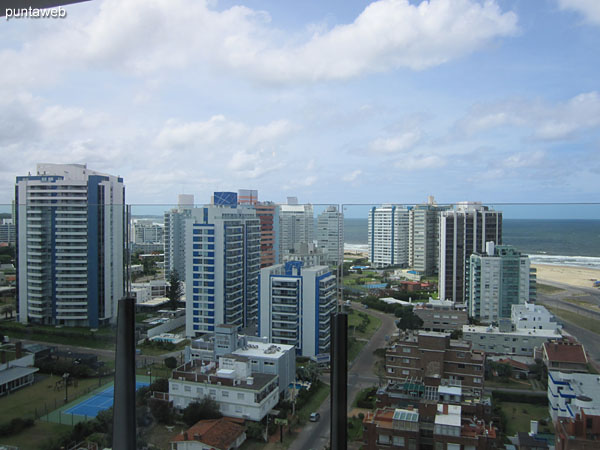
left=164, top=195, right=194, bottom=281
left=512, top=302, right=560, bottom=331
left=278, top=203, right=314, bottom=256
left=467, top=243, right=536, bottom=323
left=0, top=218, right=16, bottom=246
left=255, top=203, right=279, bottom=268
left=439, top=203, right=502, bottom=303
left=168, top=355, right=279, bottom=422
left=185, top=204, right=260, bottom=336
left=15, top=163, right=125, bottom=327
left=316, top=205, right=343, bottom=266
left=385, top=331, right=485, bottom=397
left=413, top=299, right=468, bottom=332
left=368, top=205, right=410, bottom=268
left=259, top=261, right=336, bottom=358
left=408, top=196, right=450, bottom=276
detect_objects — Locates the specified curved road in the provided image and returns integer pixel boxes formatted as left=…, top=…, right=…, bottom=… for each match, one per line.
left=289, top=305, right=397, bottom=450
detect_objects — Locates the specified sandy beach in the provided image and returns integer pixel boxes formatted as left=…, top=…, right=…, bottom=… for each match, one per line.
left=533, top=264, right=600, bottom=289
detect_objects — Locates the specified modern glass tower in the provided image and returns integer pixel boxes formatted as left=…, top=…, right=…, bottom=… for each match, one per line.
left=15, top=163, right=125, bottom=328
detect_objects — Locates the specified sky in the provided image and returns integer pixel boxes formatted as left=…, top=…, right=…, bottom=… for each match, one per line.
left=1, top=0, right=599, bottom=210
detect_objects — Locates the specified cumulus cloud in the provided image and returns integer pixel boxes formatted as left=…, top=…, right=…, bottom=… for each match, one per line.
left=369, top=130, right=422, bottom=153
left=394, top=154, right=445, bottom=170
left=455, top=91, right=600, bottom=140
left=343, top=169, right=362, bottom=182
left=0, top=0, right=518, bottom=88
left=557, top=0, right=600, bottom=25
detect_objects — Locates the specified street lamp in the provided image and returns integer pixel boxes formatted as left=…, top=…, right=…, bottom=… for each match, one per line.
left=63, top=373, right=70, bottom=404
left=147, top=368, right=152, bottom=387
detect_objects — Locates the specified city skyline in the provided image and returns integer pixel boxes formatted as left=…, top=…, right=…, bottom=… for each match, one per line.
left=1, top=0, right=599, bottom=207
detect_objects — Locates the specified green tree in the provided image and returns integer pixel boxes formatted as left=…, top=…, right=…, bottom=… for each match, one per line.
left=182, top=397, right=222, bottom=426
left=149, top=398, right=173, bottom=424
left=167, top=271, right=183, bottom=310
left=164, top=356, right=178, bottom=369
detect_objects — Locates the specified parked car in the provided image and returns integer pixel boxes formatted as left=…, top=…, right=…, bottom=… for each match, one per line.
left=309, top=412, right=320, bottom=422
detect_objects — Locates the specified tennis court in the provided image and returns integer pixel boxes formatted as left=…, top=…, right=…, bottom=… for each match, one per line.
left=65, top=381, right=148, bottom=417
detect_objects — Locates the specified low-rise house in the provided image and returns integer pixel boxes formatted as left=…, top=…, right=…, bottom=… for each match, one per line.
left=170, top=417, right=246, bottom=450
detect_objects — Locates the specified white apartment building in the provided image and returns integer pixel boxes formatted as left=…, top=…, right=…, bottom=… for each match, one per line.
left=169, top=355, right=279, bottom=422
left=186, top=323, right=296, bottom=396
left=408, top=196, right=450, bottom=276
left=462, top=322, right=561, bottom=356
left=131, top=219, right=163, bottom=244
left=439, top=203, right=502, bottom=303
left=164, top=195, right=194, bottom=281
left=368, top=205, right=410, bottom=268
left=548, top=371, right=600, bottom=423
left=15, top=163, right=125, bottom=327
left=467, top=243, right=536, bottom=323
left=259, top=262, right=336, bottom=358
left=316, top=205, right=343, bottom=265
left=185, top=204, right=260, bottom=336
left=131, top=279, right=170, bottom=304
left=512, top=302, right=560, bottom=332
left=278, top=202, right=314, bottom=255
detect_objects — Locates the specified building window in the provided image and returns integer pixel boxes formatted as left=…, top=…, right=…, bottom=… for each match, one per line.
left=402, top=347, right=411, bottom=353
left=474, top=378, right=481, bottom=384
left=235, top=406, right=243, bottom=413
left=172, top=384, right=178, bottom=391
left=237, top=393, right=244, bottom=400
left=196, top=387, right=203, bottom=394
left=403, top=358, right=410, bottom=364
left=184, top=386, right=191, bottom=392
left=392, top=436, right=405, bottom=446
left=378, top=434, right=391, bottom=445
left=222, top=391, right=229, bottom=398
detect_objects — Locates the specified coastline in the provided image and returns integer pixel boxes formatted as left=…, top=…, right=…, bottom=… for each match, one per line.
left=533, top=264, right=600, bottom=289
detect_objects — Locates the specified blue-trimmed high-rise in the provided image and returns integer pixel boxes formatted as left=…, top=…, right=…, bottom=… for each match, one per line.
left=15, top=164, right=125, bottom=328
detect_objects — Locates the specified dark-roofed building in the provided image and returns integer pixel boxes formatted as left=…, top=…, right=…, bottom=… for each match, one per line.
left=170, top=417, right=246, bottom=450
left=542, top=340, right=589, bottom=374
left=0, top=366, right=38, bottom=396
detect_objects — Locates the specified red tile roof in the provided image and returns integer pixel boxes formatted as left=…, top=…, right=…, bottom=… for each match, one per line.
left=172, top=417, right=245, bottom=449
left=498, top=358, right=530, bottom=371
left=543, top=341, right=588, bottom=364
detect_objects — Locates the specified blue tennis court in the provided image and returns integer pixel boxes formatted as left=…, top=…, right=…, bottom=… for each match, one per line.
left=66, top=381, right=149, bottom=417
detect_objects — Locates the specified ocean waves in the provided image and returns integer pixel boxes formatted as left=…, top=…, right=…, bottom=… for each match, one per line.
left=527, top=254, right=600, bottom=270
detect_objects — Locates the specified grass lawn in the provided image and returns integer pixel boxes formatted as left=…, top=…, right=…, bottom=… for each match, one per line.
left=144, top=422, right=182, bottom=450
left=347, top=308, right=382, bottom=340
left=0, top=322, right=115, bottom=349
left=563, top=297, right=600, bottom=311
left=486, top=378, right=533, bottom=390
left=0, top=421, right=71, bottom=449
left=546, top=306, right=600, bottom=335
left=536, top=283, right=565, bottom=295
left=136, top=362, right=173, bottom=379
left=139, top=339, right=189, bottom=356
left=297, top=382, right=330, bottom=423
left=347, top=415, right=364, bottom=441
left=347, top=337, right=366, bottom=364
left=498, top=402, right=553, bottom=436
left=0, top=374, right=106, bottom=423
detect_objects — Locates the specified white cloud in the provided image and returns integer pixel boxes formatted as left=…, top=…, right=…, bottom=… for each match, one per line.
left=0, top=0, right=518, bottom=89
left=456, top=91, right=600, bottom=140
left=557, top=0, right=600, bottom=25
left=369, top=130, right=421, bottom=153
left=343, top=169, right=362, bottom=182
left=394, top=154, right=445, bottom=170
left=502, top=150, right=546, bottom=168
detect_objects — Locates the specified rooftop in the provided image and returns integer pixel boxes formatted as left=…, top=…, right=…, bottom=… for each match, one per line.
left=463, top=325, right=560, bottom=338
left=233, top=341, right=294, bottom=359
left=543, top=340, right=588, bottom=364
left=435, top=404, right=461, bottom=427
left=171, top=417, right=245, bottom=448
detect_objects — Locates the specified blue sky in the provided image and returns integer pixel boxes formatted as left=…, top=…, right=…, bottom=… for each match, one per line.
left=1, top=0, right=599, bottom=210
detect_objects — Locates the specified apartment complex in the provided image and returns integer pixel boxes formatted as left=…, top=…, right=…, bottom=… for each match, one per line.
left=385, top=330, right=485, bottom=397
left=413, top=299, right=468, bottom=332
left=186, top=323, right=296, bottom=396
left=467, top=243, right=536, bottom=323
left=254, top=202, right=279, bottom=268
left=168, top=355, right=279, bottom=422
left=15, top=163, right=125, bottom=327
left=463, top=321, right=561, bottom=356
left=259, top=261, right=336, bottom=358
left=164, top=194, right=194, bottom=280
left=278, top=201, right=313, bottom=256
left=439, top=202, right=502, bottom=303
left=368, top=205, right=410, bottom=268
left=363, top=404, right=499, bottom=450
left=408, top=196, right=450, bottom=276
left=316, top=205, right=343, bottom=265
left=512, top=302, right=560, bottom=331
left=185, top=202, right=260, bottom=336
left=0, top=218, right=16, bottom=246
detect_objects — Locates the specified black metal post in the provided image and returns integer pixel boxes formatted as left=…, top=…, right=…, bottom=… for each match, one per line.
left=330, top=312, right=348, bottom=450
left=112, top=296, right=136, bottom=450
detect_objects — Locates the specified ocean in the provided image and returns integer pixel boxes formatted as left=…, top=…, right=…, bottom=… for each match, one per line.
left=343, top=218, right=600, bottom=270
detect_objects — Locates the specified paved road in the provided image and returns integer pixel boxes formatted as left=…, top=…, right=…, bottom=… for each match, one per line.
left=289, top=305, right=397, bottom=450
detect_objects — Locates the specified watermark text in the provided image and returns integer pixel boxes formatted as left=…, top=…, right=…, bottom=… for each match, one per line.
left=5, top=7, right=67, bottom=20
